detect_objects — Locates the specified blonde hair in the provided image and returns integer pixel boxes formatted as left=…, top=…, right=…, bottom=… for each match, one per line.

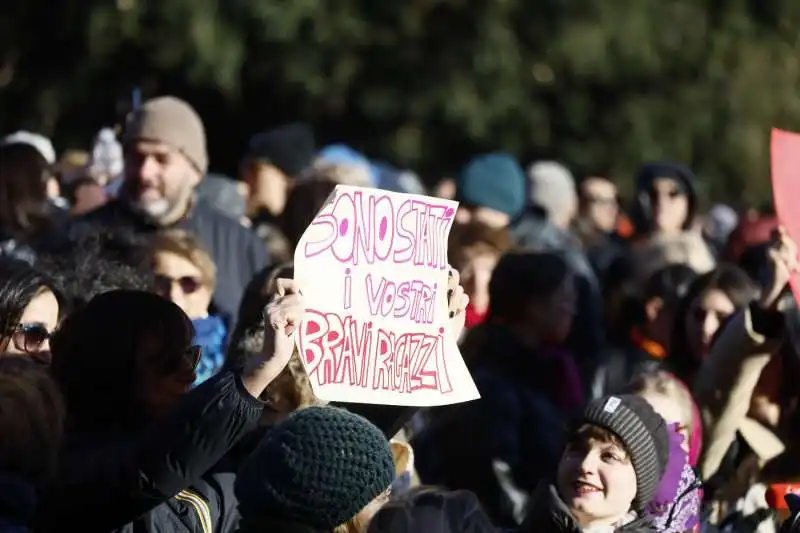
left=262, top=351, right=322, bottom=412
left=148, top=229, right=217, bottom=289
left=260, top=262, right=324, bottom=411
left=332, top=514, right=370, bottom=533
left=627, top=370, right=694, bottom=431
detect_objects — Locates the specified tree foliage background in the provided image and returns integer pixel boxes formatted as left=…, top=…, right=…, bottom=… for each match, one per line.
left=3, top=0, right=800, bottom=204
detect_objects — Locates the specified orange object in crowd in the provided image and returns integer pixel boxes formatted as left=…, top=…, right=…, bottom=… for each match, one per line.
left=630, top=328, right=667, bottom=360
left=766, top=484, right=800, bottom=509
left=616, top=213, right=634, bottom=239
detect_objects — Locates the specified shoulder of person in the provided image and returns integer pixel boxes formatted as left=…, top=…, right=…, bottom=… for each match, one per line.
left=77, top=199, right=133, bottom=225
left=520, top=483, right=578, bottom=533
left=190, top=199, right=262, bottom=243
left=68, top=200, right=136, bottom=236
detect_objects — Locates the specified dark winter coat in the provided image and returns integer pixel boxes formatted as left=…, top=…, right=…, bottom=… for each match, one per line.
left=519, top=484, right=658, bottom=533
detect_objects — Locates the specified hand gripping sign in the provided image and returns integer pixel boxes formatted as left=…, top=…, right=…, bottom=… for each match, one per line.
left=293, top=185, right=480, bottom=406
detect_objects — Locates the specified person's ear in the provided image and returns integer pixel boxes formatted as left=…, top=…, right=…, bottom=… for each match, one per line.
left=644, top=297, right=664, bottom=324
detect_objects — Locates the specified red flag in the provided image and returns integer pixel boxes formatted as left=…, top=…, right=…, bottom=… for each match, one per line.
left=770, top=128, right=800, bottom=301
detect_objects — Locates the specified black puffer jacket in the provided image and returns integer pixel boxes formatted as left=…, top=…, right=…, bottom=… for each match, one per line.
left=35, top=372, right=264, bottom=533
left=519, top=484, right=657, bottom=533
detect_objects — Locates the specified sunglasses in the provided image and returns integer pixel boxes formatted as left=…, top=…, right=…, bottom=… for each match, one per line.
left=154, top=274, right=202, bottom=296
left=649, top=188, right=683, bottom=201
left=185, top=345, right=202, bottom=371
left=158, top=344, right=202, bottom=375
left=12, top=323, right=51, bottom=353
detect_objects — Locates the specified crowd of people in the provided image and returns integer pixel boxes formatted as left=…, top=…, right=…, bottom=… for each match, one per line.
left=0, top=94, right=795, bottom=533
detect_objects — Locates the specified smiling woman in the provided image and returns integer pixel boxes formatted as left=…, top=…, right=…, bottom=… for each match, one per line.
left=520, top=395, right=671, bottom=533
left=0, top=257, right=65, bottom=363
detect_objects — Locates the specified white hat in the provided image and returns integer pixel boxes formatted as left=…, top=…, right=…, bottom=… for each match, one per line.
left=90, top=127, right=124, bottom=180
left=527, top=161, right=577, bottom=216
left=1, top=131, right=56, bottom=164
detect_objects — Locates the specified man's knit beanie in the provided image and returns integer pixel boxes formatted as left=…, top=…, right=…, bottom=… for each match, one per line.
left=124, top=96, right=208, bottom=174
left=235, top=406, right=395, bottom=530
left=247, top=123, right=316, bottom=179
left=582, top=395, right=670, bottom=511
left=527, top=161, right=577, bottom=219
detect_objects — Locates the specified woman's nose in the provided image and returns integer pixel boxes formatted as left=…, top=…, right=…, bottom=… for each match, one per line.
left=577, top=451, right=599, bottom=474
left=702, top=313, right=719, bottom=340
left=169, top=285, right=185, bottom=307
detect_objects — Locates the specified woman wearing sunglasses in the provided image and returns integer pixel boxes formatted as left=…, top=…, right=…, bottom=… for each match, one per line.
left=38, top=282, right=303, bottom=533
left=148, top=229, right=227, bottom=386
left=0, top=257, right=65, bottom=364
left=628, top=162, right=716, bottom=284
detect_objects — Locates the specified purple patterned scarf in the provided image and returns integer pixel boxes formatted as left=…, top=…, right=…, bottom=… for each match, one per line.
left=646, top=424, right=702, bottom=532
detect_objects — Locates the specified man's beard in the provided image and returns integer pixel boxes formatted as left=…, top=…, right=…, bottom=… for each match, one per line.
left=129, top=197, right=171, bottom=219
left=127, top=188, right=193, bottom=226
left=121, top=170, right=196, bottom=226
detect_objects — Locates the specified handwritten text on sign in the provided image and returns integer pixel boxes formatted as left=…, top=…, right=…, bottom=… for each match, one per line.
left=294, top=185, right=479, bottom=406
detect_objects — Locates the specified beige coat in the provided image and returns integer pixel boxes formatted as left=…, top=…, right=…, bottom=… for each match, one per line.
left=693, top=306, right=786, bottom=531
left=631, top=232, right=716, bottom=286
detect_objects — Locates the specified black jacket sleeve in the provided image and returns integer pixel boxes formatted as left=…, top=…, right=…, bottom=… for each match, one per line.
left=36, top=371, right=264, bottom=532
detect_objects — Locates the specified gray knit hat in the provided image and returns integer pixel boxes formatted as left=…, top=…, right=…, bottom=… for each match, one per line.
left=124, top=96, right=208, bottom=173
left=527, top=161, right=577, bottom=218
left=582, top=395, right=670, bottom=511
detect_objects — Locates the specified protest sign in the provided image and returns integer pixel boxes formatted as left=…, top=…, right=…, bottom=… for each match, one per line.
left=771, top=128, right=800, bottom=300
left=293, top=185, right=480, bottom=406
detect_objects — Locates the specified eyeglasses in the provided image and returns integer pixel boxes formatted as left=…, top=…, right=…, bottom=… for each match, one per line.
left=185, top=345, right=202, bottom=371
left=154, top=274, right=202, bottom=296
left=649, top=188, right=683, bottom=201
left=158, top=344, right=202, bottom=375
left=586, top=195, right=618, bottom=207
left=12, top=323, right=51, bottom=353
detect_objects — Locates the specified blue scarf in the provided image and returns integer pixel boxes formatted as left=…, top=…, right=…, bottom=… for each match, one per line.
left=191, top=316, right=227, bottom=386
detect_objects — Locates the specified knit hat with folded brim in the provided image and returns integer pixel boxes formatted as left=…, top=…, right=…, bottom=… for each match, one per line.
left=582, top=395, right=670, bottom=511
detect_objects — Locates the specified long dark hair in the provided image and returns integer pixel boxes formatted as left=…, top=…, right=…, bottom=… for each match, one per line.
left=0, top=143, right=54, bottom=240
left=0, top=257, right=65, bottom=351
left=49, top=290, right=194, bottom=435
left=487, top=251, right=570, bottom=323
left=669, top=264, right=758, bottom=381
left=460, top=251, right=571, bottom=367
left=0, top=357, right=65, bottom=484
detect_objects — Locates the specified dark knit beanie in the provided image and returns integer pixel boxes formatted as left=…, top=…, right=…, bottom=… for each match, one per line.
left=582, top=395, right=670, bottom=511
left=235, top=406, right=395, bottom=530
left=124, top=96, right=208, bottom=173
left=456, top=153, right=526, bottom=219
left=247, top=123, right=316, bottom=178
